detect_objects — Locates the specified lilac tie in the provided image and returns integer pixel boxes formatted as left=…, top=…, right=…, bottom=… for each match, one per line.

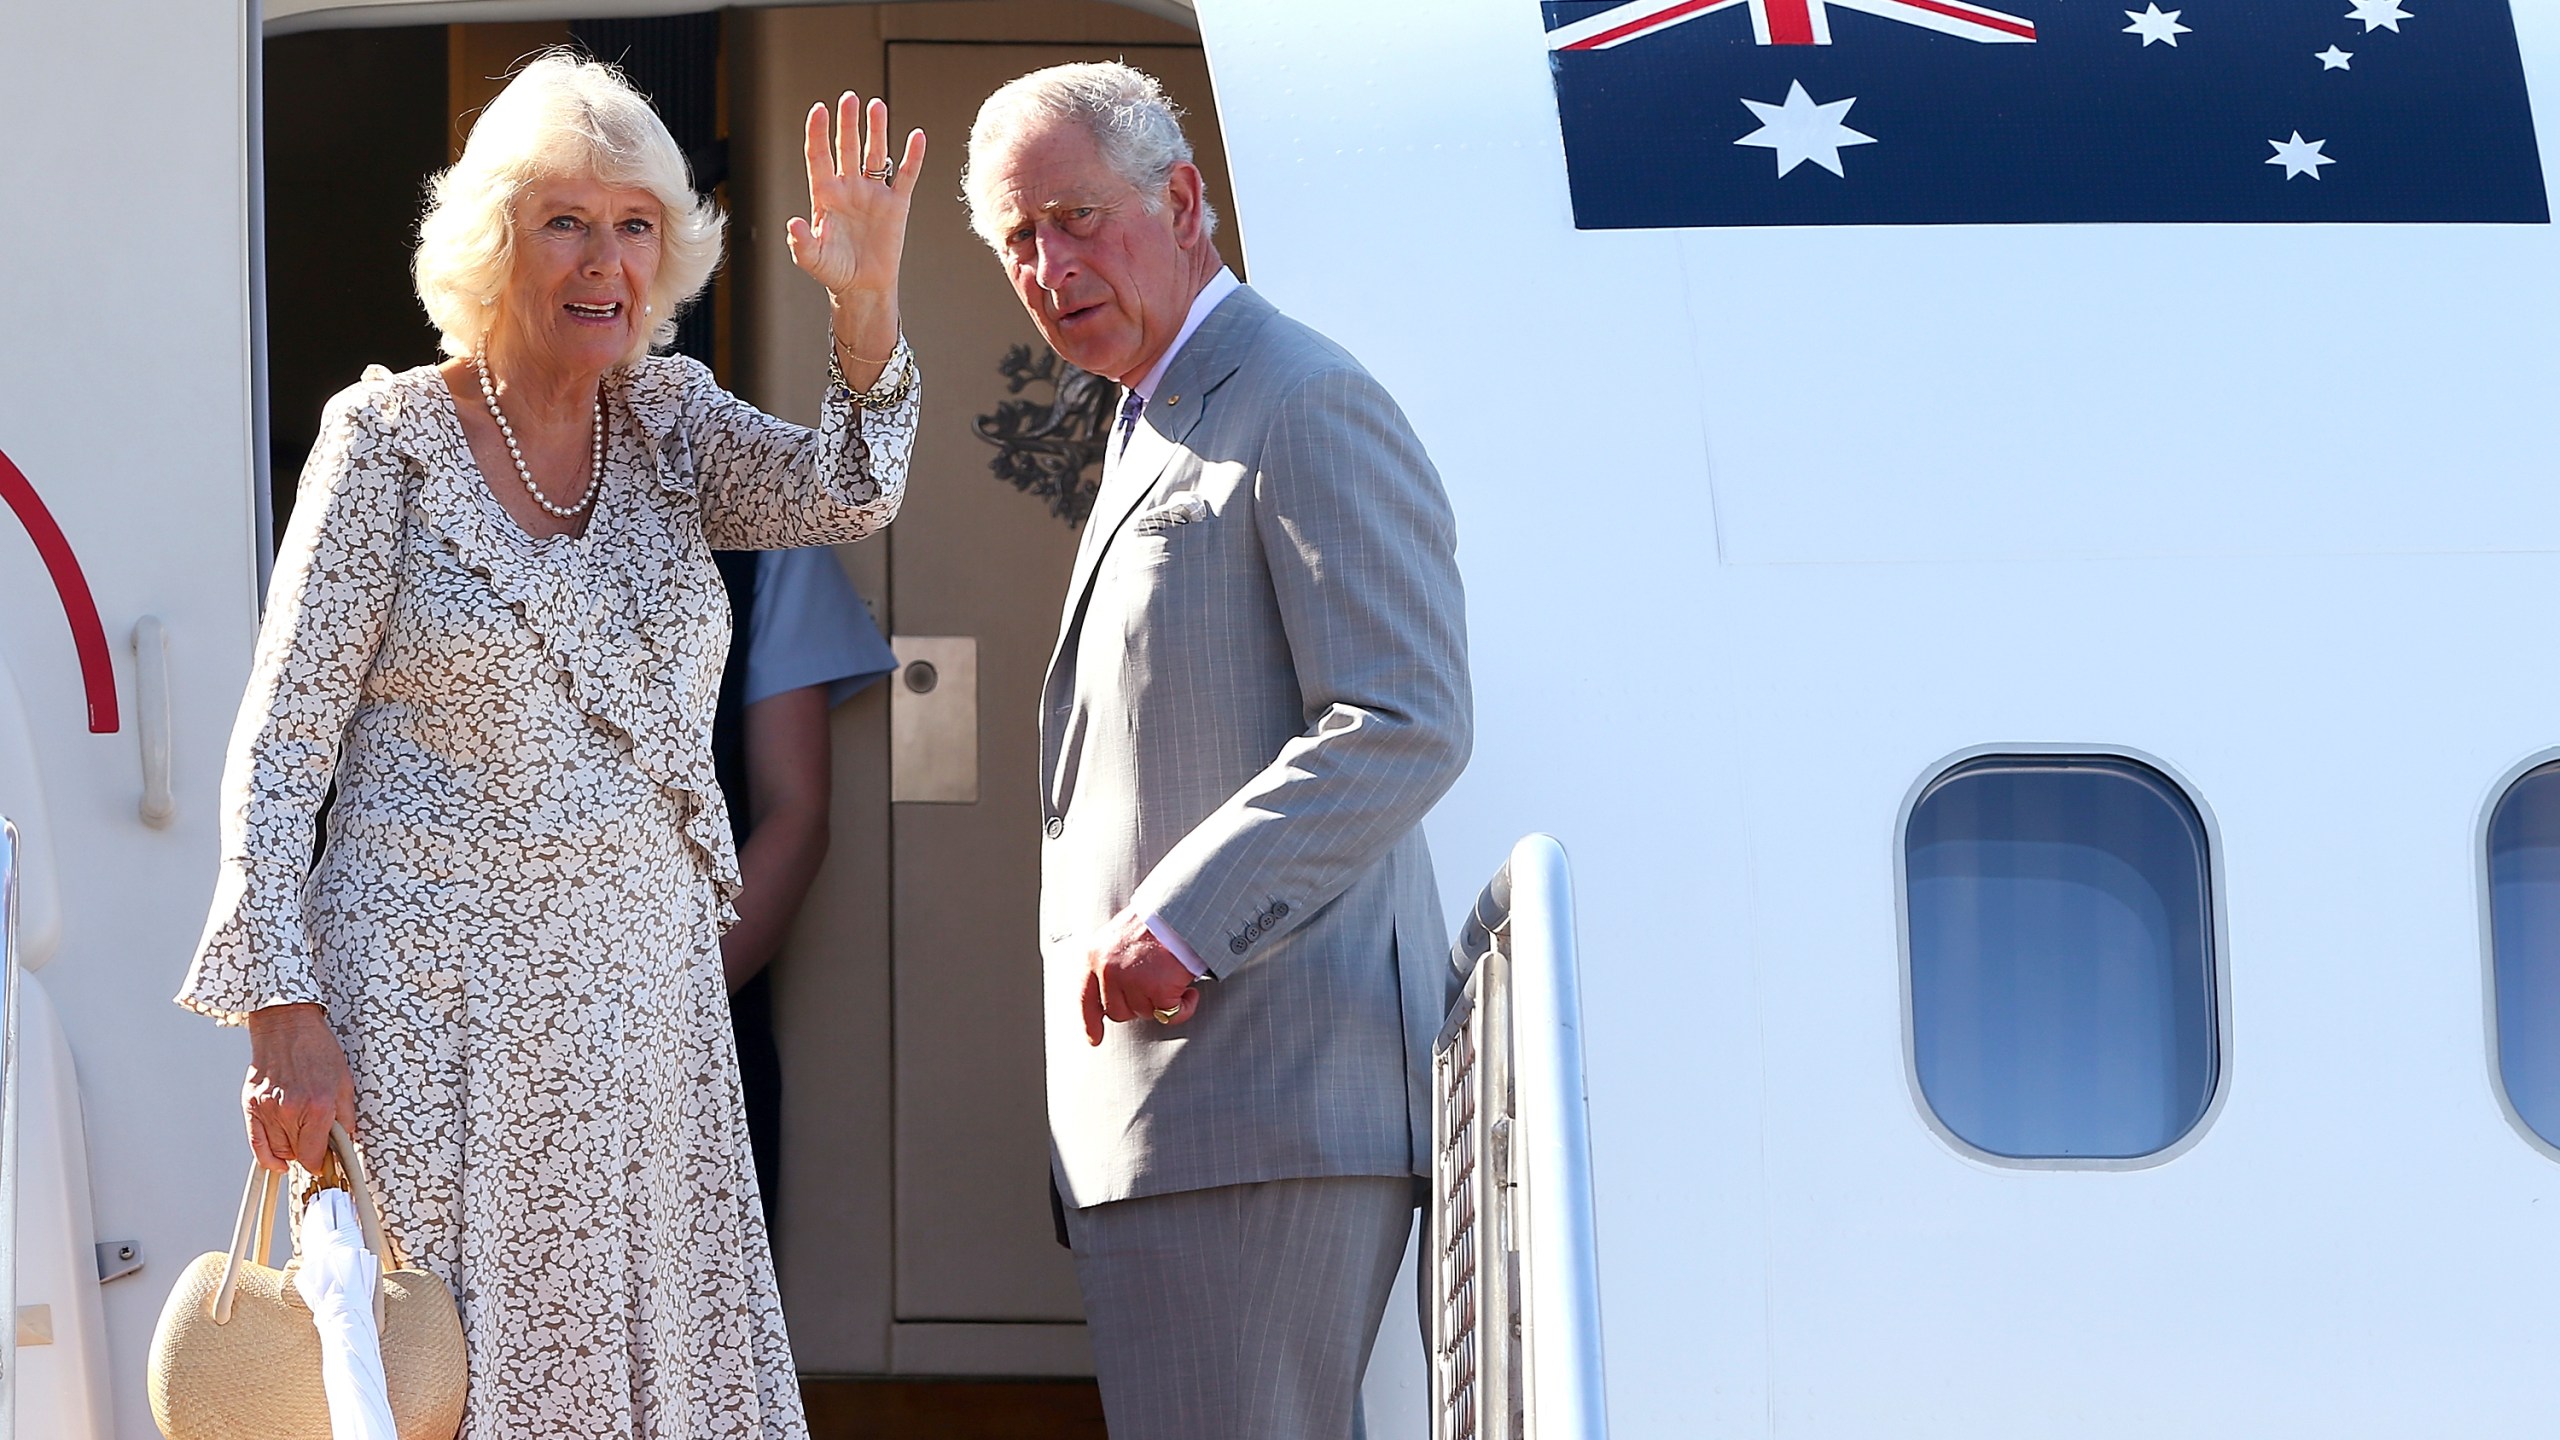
left=1114, top=390, right=1145, bottom=458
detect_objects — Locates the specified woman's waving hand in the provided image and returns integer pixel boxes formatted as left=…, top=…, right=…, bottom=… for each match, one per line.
left=787, top=92, right=924, bottom=389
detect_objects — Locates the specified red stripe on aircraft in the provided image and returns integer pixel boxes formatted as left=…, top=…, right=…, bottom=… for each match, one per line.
left=0, top=449, right=120, bottom=734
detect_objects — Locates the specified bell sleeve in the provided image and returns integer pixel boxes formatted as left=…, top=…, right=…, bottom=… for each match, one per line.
left=177, top=378, right=405, bottom=1025
left=682, top=343, right=917, bottom=551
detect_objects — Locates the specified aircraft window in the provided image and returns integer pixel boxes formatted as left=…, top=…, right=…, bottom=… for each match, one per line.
left=2484, top=762, right=2560, bottom=1152
left=1904, top=755, right=2219, bottom=1161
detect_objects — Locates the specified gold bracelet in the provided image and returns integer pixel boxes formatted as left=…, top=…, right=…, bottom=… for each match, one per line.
left=829, top=337, right=916, bottom=409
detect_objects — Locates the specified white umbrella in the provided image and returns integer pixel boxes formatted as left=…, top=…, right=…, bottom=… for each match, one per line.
left=292, top=1167, right=399, bottom=1440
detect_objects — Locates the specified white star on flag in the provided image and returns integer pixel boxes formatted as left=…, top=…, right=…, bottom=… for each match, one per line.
left=2266, top=132, right=2336, bottom=179
left=1735, top=80, right=1876, bottom=177
left=2123, top=4, right=2191, bottom=46
left=2345, top=0, right=2410, bottom=33
left=2316, top=45, right=2354, bottom=69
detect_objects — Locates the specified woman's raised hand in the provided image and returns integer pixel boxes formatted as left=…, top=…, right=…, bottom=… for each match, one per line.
left=787, top=93, right=925, bottom=306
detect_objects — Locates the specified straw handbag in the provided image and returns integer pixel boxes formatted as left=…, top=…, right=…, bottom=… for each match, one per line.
left=147, top=1126, right=467, bottom=1440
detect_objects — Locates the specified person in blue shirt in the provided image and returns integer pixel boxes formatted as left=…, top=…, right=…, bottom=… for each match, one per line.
left=710, top=544, right=898, bottom=1231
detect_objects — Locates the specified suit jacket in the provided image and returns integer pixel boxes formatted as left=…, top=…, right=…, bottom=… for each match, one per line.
left=1038, top=285, right=1473, bottom=1207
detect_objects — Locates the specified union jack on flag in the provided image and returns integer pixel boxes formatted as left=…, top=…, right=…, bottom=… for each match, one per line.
left=1541, top=0, right=2548, bottom=227
left=1550, top=0, right=2035, bottom=50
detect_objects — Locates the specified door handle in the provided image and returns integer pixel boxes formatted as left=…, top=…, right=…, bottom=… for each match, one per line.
left=132, top=616, right=173, bottom=829
left=889, top=636, right=978, bottom=804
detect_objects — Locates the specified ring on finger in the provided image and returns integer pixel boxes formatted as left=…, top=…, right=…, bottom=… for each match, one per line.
left=864, top=159, right=895, bottom=184
left=1152, top=1004, right=1182, bottom=1024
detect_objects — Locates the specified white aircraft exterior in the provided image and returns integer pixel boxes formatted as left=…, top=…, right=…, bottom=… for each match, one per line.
left=3, top=1, right=2557, bottom=1436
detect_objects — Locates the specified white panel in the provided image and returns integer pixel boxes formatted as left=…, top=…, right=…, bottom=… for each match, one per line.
left=10, top=973, right=115, bottom=1440
left=1197, top=0, right=2560, bottom=1434
left=1, top=3, right=270, bottom=1435
left=1678, top=222, right=2560, bottom=564
left=0, top=657, right=63, bottom=971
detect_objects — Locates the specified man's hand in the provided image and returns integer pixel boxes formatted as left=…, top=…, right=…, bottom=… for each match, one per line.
left=1080, top=908, right=1200, bottom=1046
left=243, top=1003, right=358, bottom=1172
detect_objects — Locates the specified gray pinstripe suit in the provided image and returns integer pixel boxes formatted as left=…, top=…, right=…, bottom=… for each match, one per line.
left=1037, top=284, right=1471, bottom=1434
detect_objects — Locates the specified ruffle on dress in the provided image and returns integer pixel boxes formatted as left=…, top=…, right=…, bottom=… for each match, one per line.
left=179, top=350, right=914, bottom=1025
left=393, top=362, right=745, bottom=908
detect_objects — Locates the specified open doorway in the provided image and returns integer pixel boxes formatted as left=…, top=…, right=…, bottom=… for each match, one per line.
left=259, top=4, right=1242, bottom=1433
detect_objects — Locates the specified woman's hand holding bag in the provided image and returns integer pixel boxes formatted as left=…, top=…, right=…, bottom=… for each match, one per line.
left=242, top=1003, right=358, bottom=1173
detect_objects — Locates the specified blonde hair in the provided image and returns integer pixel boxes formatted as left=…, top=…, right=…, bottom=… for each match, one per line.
left=413, top=50, right=725, bottom=363
left=963, top=61, right=1219, bottom=249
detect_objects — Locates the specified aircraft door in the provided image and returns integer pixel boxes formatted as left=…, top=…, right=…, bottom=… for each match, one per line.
left=879, top=34, right=1242, bottom=1341
left=734, top=8, right=1244, bottom=1384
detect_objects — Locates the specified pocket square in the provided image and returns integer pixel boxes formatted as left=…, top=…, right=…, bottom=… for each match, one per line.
left=1131, top=493, right=1211, bottom=534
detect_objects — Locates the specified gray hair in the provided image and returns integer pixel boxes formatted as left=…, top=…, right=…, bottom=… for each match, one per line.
left=413, top=50, right=725, bottom=363
left=962, top=61, right=1220, bottom=249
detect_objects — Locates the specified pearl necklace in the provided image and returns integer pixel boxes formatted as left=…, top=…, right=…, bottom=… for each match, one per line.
left=474, top=353, right=602, bottom=520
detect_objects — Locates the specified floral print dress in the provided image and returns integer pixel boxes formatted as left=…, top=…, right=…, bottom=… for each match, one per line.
left=177, top=348, right=918, bottom=1440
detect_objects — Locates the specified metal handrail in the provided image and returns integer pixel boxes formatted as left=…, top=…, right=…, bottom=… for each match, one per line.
left=1430, top=834, right=1608, bottom=1439
left=2, top=814, right=22, bottom=1440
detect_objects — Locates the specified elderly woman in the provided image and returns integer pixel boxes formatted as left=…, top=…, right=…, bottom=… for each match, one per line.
left=175, top=54, right=922, bottom=1437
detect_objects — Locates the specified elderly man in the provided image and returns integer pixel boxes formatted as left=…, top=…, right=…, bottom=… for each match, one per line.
left=964, top=62, right=1472, bottom=1438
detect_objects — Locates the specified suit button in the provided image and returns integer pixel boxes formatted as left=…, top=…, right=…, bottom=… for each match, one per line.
left=1272, top=901, right=1290, bottom=918
left=1044, top=817, right=1064, bottom=840
left=1228, top=936, right=1249, bottom=957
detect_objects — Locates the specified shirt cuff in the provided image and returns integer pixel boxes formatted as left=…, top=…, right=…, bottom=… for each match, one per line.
left=1146, top=913, right=1212, bottom=979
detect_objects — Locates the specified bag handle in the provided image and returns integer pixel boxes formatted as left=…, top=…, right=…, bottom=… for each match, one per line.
left=211, top=1126, right=391, bottom=1331
left=210, top=1163, right=281, bottom=1323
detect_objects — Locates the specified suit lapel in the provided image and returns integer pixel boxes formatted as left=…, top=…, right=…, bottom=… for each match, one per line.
left=1039, top=288, right=1274, bottom=807
left=1045, top=288, right=1270, bottom=674
left=1060, top=394, right=1198, bottom=625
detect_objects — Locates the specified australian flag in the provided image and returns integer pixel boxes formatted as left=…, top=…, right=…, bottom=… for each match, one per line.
left=1543, top=0, right=2550, bottom=226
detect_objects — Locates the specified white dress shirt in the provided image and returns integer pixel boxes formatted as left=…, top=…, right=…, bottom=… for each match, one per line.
left=1130, top=268, right=1239, bottom=411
